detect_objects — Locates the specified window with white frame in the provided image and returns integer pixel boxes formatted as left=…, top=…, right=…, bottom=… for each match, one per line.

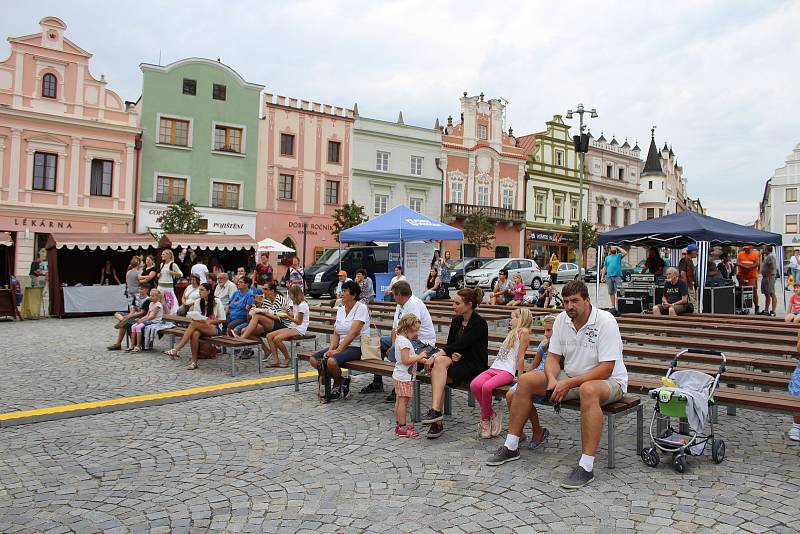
left=478, top=125, right=488, bottom=139
left=787, top=188, right=798, bottom=202
left=410, top=156, right=423, bottom=176
left=646, top=207, right=655, bottom=220
left=156, top=176, right=187, bottom=204
left=33, top=152, right=57, bottom=191
left=535, top=192, right=546, bottom=216
left=477, top=186, right=489, bottom=206
left=90, top=159, right=113, bottom=197
left=553, top=196, right=564, bottom=220
left=214, top=125, right=243, bottom=153
left=374, top=193, right=389, bottom=214
left=570, top=198, right=578, bottom=221
left=555, top=150, right=564, bottom=166
left=606, top=164, right=613, bottom=178
left=409, top=196, right=423, bottom=213
left=376, top=151, right=390, bottom=171
left=596, top=203, right=604, bottom=224
left=501, top=189, right=513, bottom=210
left=159, top=117, right=190, bottom=147
left=787, top=214, right=799, bottom=234
left=450, top=182, right=463, bottom=204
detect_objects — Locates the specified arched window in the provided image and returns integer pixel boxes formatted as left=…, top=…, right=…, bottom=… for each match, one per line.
left=42, top=73, right=57, bottom=99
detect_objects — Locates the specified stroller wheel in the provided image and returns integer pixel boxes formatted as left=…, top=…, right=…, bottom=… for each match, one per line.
left=712, top=439, right=726, bottom=464
left=673, top=454, right=687, bottom=473
left=640, top=447, right=659, bottom=468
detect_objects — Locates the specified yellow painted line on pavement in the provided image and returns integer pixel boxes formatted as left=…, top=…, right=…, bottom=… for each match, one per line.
left=0, top=370, right=318, bottom=421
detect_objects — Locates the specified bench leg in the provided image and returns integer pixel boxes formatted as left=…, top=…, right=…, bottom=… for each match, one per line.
left=727, top=385, right=736, bottom=416
left=636, top=404, right=643, bottom=453
left=467, top=390, right=475, bottom=408
left=230, top=350, right=236, bottom=377
left=413, top=381, right=421, bottom=422
left=607, top=413, right=616, bottom=469
left=257, top=344, right=262, bottom=374
left=444, top=387, right=452, bottom=416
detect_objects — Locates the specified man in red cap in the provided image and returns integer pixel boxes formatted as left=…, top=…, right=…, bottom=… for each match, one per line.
left=736, top=245, right=761, bottom=314
left=333, top=270, right=351, bottom=307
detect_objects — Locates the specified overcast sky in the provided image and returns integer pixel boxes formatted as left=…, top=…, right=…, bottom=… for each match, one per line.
left=4, top=1, right=799, bottom=224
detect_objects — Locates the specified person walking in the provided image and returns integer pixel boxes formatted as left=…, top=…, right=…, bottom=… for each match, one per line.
left=600, top=246, right=625, bottom=309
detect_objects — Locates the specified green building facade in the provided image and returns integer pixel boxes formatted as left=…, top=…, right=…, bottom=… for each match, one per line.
left=136, top=58, right=263, bottom=236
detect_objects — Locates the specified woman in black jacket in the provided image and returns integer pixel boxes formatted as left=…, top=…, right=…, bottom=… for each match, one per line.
left=421, top=286, right=489, bottom=439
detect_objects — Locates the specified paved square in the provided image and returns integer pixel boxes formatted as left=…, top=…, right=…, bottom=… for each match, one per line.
left=1, top=317, right=799, bottom=533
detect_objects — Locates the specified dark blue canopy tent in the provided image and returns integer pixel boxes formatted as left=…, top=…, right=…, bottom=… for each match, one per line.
left=596, top=211, right=784, bottom=312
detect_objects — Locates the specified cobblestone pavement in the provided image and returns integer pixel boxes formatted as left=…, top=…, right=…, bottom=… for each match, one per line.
left=2, top=315, right=800, bottom=533
left=1, top=373, right=799, bottom=532
left=0, top=316, right=319, bottom=413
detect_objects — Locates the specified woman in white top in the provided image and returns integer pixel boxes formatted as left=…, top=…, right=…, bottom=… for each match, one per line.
left=163, top=283, right=226, bottom=370
left=157, top=249, right=183, bottom=314
left=265, top=285, right=310, bottom=367
left=177, top=274, right=201, bottom=316
left=384, top=264, right=407, bottom=302
left=309, top=280, right=370, bottom=401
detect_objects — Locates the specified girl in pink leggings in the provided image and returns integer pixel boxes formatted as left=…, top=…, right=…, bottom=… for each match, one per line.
left=470, top=307, right=532, bottom=439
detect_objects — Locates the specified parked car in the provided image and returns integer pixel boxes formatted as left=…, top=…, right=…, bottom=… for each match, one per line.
left=464, top=257, right=548, bottom=290
left=304, top=246, right=389, bottom=298
left=584, top=260, right=635, bottom=283
left=440, top=257, right=493, bottom=290
left=552, top=262, right=585, bottom=283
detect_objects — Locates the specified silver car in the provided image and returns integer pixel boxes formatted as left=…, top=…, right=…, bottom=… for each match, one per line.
left=552, top=262, right=585, bottom=283
left=464, top=257, right=548, bottom=290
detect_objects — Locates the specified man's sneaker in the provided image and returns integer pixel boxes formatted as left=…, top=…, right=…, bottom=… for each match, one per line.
left=528, top=428, right=550, bottom=450
left=422, top=409, right=443, bottom=425
left=560, top=465, right=594, bottom=489
left=384, top=389, right=396, bottom=403
left=395, top=425, right=420, bottom=438
left=238, top=348, right=253, bottom=359
left=360, top=381, right=384, bottom=394
left=328, top=388, right=341, bottom=402
left=788, top=426, right=800, bottom=442
left=426, top=421, right=444, bottom=439
left=486, top=446, right=520, bottom=466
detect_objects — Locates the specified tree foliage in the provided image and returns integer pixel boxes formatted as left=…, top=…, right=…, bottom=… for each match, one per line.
left=332, top=201, right=368, bottom=242
left=570, top=220, right=598, bottom=253
left=463, top=210, right=495, bottom=252
left=157, top=199, right=202, bottom=235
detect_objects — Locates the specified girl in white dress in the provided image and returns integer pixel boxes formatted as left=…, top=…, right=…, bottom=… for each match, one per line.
left=157, top=249, right=182, bottom=314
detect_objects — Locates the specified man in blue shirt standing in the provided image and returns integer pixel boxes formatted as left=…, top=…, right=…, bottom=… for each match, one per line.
left=600, top=246, right=626, bottom=309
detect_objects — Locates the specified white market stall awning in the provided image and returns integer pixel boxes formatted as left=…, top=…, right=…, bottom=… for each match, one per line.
left=257, top=237, right=295, bottom=253
left=45, top=233, right=158, bottom=251
left=159, top=233, right=256, bottom=251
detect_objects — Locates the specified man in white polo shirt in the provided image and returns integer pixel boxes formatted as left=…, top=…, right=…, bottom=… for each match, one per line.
left=360, top=281, right=437, bottom=402
left=487, top=280, right=627, bottom=489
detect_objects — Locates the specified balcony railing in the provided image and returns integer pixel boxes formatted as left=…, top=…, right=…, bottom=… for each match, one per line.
left=444, top=203, right=526, bottom=225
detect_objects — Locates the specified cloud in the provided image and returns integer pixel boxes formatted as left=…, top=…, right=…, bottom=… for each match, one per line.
left=3, top=0, right=799, bottom=225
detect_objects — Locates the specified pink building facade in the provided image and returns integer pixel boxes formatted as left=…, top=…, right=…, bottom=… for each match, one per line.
left=256, top=94, right=354, bottom=270
left=0, top=17, right=140, bottom=279
left=440, top=93, right=527, bottom=259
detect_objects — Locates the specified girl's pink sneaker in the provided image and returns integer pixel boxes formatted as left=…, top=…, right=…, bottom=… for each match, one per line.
left=395, top=424, right=420, bottom=438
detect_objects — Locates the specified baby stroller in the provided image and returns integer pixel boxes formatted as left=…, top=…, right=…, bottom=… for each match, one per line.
left=640, top=349, right=727, bottom=473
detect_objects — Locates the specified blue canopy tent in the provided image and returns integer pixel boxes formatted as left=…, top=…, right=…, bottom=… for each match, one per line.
left=339, top=205, right=464, bottom=294
left=596, top=211, right=784, bottom=313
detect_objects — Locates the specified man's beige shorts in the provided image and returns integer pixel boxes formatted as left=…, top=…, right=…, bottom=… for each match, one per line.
left=557, top=370, right=624, bottom=405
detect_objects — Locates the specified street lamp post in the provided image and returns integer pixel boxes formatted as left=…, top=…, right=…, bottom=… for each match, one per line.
left=565, top=103, right=597, bottom=280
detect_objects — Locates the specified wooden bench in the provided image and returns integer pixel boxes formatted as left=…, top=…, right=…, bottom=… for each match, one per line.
left=295, top=352, right=642, bottom=469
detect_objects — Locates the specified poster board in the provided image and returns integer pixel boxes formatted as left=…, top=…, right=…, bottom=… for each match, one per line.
left=404, top=241, right=434, bottom=297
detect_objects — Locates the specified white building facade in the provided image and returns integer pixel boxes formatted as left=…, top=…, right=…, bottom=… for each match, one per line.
left=760, top=142, right=800, bottom=248
left=351, top=112, right=442, bottom=220
left=586, top=133, right=643, bottom=264
left=638, top=129, right=689, bottom=221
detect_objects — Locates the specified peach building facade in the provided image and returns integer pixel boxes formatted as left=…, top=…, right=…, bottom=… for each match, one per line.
left=0, top=17, right=140, bottom=279
left=440, top=93, right=527, bottom=259
left=256, top=94, right=354, bottom=270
